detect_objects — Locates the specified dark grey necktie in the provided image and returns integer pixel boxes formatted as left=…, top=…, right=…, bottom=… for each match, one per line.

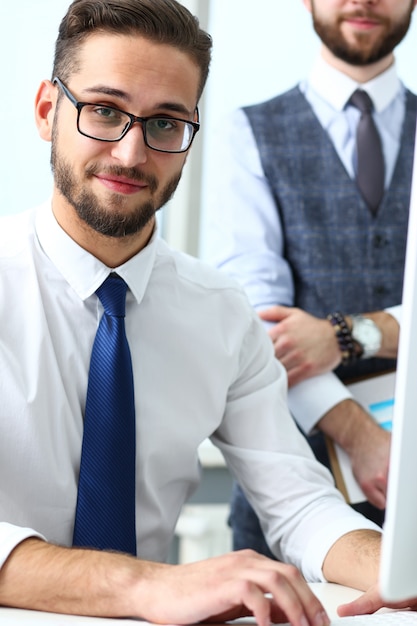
left=349, top=89, right=385, bottom=214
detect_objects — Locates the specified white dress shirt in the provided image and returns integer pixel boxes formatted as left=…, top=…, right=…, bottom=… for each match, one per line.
left=0, top=201, right=378, bottom=580
left=205, top=58, right=405, bottom=433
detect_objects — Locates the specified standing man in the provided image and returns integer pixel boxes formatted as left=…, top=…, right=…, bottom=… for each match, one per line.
left=3, top=0, right=417, bottom=624
left=206, top=0, right=417, bottom=549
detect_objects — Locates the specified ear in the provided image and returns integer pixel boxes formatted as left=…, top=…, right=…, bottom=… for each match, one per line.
left=35, top=80, right=57, bottom=142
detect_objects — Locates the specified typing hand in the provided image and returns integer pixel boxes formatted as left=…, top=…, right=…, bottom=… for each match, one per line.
left=260, top=306, right=341, bottom=387
left=140, top=550, right=330, bottom=626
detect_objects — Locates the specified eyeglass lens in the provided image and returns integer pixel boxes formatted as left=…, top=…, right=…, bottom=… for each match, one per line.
left=79, top=105, right=194, bottom=152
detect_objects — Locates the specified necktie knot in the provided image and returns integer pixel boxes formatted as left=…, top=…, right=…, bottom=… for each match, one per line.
left=349, top=89, right=374, bottom=114
left=96, top=274, right=127, bottom=318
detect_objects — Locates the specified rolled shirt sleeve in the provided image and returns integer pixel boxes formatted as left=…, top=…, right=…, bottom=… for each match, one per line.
left=0, top=523, right=45, bottom=569
left=212, top=313, right=379, bottom=582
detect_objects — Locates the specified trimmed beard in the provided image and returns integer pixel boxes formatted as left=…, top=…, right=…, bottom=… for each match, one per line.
left=311, top=1, right=414, bottom=66
left=50, top=130, right=182, bottom=238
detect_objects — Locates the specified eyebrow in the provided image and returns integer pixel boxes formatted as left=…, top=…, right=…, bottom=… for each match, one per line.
left=81, top=85, right=193, bottom=117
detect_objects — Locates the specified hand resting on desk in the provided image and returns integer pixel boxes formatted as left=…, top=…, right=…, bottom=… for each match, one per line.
left=338, top=584, right=417, bottom=619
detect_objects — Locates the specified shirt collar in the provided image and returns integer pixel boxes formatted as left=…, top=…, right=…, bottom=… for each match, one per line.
left=307, top=55, right=402, bottom=113
left=35, top=200, right=157, bottom=303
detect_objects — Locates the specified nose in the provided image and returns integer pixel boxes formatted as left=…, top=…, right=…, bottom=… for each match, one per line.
left=110, top=122, right=148, bottom=167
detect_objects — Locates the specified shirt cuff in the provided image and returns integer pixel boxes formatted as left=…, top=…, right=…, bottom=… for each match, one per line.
left=385, top=304, right=401, bottom=325
left=301, top=507, right=381, bottom=582
left=0, top=522, right=45, bottom=569
left=288, top=373, right=353, bottom=434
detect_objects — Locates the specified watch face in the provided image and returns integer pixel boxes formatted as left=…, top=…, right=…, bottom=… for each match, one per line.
left=351, top=317, right=382, bottom=358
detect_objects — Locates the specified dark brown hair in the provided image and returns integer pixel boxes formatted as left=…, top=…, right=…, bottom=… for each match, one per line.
left=52, top=0, right=212, bottom=101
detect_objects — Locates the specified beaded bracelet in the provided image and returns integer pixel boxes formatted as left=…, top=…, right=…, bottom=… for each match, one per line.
left=326, top=311, right=356, bottom=366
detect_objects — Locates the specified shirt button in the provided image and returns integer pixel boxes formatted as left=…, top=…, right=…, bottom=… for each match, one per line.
left=373, top=234, right=387, bottom=248
left=374, top=285, right=387, bottom=296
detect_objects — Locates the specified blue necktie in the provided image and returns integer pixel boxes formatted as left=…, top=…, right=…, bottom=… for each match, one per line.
left=73, top=274, right=137, bottom=555
left=350, top=89, right=385, bottom=214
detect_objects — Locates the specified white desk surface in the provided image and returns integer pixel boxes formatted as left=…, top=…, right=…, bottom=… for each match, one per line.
left=0, top=582, right=364, bottom=624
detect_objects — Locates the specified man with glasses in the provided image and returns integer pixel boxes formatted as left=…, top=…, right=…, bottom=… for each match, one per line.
left=1, top=0, right=417, bottom=623
left=206, top=0, right=417, bottom=549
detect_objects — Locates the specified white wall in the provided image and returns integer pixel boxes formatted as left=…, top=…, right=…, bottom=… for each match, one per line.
left=0, top=0, right=71, bottom=216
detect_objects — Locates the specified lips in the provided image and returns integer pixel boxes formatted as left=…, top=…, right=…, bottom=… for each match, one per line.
left=342, top=13, right=382, bottom=29
left=348, top=17, right=380, bottom=28
left=94, top=173, right=148, bottom=195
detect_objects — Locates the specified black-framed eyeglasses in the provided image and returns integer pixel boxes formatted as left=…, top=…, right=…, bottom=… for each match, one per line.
left=53, top=76, right=200, bottom=154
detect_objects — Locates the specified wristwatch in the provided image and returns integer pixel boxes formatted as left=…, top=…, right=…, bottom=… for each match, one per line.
left=350, top=315, right=382, bottom=359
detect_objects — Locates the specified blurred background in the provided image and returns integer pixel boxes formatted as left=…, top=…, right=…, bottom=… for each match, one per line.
left=2, top=1, right=416, bottom=255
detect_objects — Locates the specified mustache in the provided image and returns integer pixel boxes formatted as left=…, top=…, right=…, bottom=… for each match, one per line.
left=340, top=10, right=388, bottom=25
left=85, top=163, right=158, bottom=193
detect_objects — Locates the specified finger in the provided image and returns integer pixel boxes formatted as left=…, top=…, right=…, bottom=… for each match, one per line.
left=364, top=490, right=386, bottom=510
left=337, top=587, right=383, bottom=617
left=271, top=341, right=311, bottom=383
left=286, top=364, right=315, bottom=387
left=271, top=332, right=299, bottom=361
left=359, top=477, right=387, bottom=509
left=207, top=579, right=273, bottom=626
left=273, top=343, right=298, bottom=367
left=273, top=352, right=310, bottom=386
left=239, top=565, right=329, bottom=626
left=259, top=305, right=292, bottom=323
left=364, top=486, right=386, bottom=510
